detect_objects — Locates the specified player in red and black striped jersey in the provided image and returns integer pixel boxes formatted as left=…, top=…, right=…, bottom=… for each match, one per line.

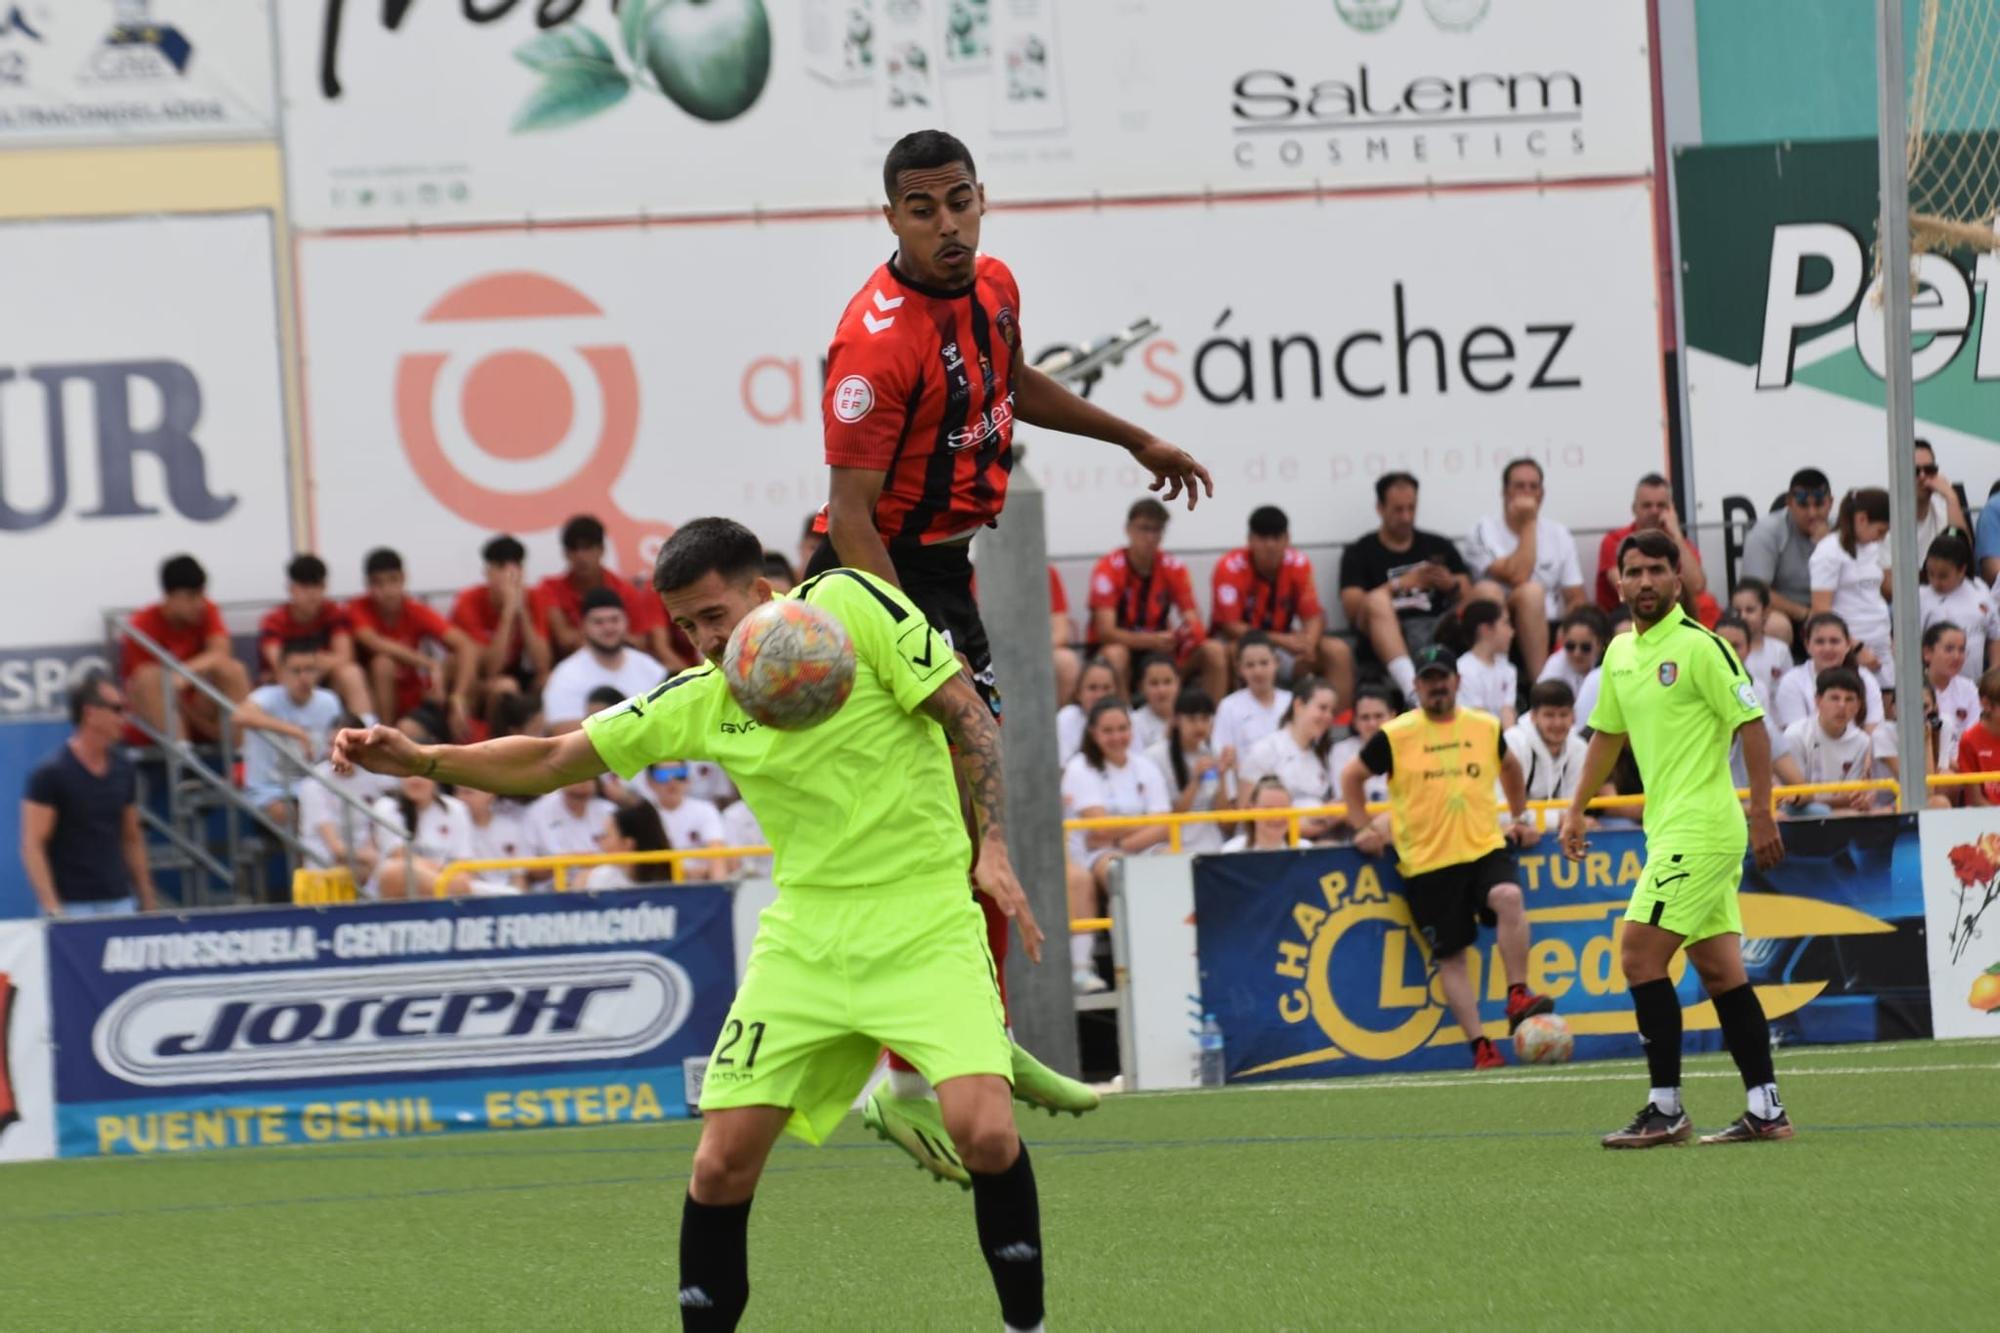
left=807, top=130, right=1214, bottom=1185
left=1087, top=497, right=1229, bottom=703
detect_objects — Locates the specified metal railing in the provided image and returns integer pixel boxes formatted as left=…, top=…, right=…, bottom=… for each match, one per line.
left=108, top=612, right=413, bottom=903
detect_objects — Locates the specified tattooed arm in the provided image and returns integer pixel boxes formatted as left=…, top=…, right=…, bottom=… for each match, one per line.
left=920, top=671, right=1045, bottom=963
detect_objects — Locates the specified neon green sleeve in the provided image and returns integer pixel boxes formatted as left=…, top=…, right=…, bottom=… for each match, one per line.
left=582, top=666, right=719, bottom=779
left=1696, top=631, right=1766, bottom=727
left=801, top=570, right=960, bottom=714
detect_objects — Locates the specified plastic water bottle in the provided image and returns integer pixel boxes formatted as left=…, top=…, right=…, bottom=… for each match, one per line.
left=1197, top=766, right=1220, bottom=807
left=1198, top=1014, right=1226, bottom=1088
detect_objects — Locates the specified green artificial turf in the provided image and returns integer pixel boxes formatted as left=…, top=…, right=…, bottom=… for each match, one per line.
left=5, top=1039, right=1998, bottom=1329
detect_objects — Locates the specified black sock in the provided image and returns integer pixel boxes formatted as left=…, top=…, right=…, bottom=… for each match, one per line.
left=970, top=1142, right=1045, bottom=1331
left=1630, top=977, right=1683, bottom=1092
left=679, top=1194, right=752, bottom=1331
left=1712, top=982, right=1777, bottom=1090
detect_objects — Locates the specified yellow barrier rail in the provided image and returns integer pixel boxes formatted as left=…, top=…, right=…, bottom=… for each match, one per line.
left=430, top=845, right=768, bottom=898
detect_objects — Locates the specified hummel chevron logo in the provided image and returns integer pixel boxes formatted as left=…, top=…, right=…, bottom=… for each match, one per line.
left=863, top=288, right=904, bottom=334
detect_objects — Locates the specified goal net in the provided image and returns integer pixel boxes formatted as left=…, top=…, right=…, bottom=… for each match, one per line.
left=1906, top=0, right=2000, bottom=254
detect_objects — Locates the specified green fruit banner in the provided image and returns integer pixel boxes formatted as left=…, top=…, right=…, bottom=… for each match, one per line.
left=276, top=0, right=1653, bottom=229
left=1674, top=137, right=2000, bottom=535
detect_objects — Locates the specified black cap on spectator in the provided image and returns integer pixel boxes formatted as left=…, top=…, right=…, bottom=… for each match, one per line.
left=1248, top=505, right=1288, bottom=538
left=1413, top=644, right=1456, bottom=677
left=562, top=515, right=606, bottom=551
left=581, top=586, right=625, bottom=615
left=160, top=554, right=205, bottom=594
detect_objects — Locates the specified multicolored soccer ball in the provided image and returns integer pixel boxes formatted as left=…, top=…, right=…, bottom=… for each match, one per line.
left=723, top=599, right=856, bottom=730
left=1512, top=1013, right=1574, bottom=1065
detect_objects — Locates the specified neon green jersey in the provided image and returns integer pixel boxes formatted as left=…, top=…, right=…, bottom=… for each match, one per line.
left=584, top=569, right=967, bottom=894
left=1588, top=602, right=1765, bottom=855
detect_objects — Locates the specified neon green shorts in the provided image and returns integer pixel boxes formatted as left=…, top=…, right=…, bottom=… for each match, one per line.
left=1624, top=851, right=1745, bottom=945
left=698, top=884, right=1011, bottom=1144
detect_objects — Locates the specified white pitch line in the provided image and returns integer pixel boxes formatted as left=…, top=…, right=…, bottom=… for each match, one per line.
left=1125, top=1060, right=2000, bottom=1098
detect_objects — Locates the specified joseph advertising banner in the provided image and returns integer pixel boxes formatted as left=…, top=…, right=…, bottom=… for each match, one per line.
left=277, top=0, right=1653, bottom=228
left=1194, top=817, right=1927, bottom=1082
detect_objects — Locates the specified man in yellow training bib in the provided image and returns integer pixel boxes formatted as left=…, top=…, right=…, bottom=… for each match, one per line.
left=1560, top=528, right=1792, bottom=1149
left=1340, top=642, right=1554, bottom=1070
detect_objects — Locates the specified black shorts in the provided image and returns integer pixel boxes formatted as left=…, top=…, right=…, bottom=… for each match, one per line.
left=805, top=535, right=1000, bottom=721
left=1401, top=848, right=1516, bottom=959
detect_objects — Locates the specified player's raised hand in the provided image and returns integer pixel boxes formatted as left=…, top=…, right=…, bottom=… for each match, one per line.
left=1130, top=436, right=1216, bottom=511
left=331, top=724, right=427, bottom=779
left=973, top=841, right=1044, bottom=964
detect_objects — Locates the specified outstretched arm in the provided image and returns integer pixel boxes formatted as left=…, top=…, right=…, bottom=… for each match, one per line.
left=331, top=724, right=606, bottom=798
left=1016, top=365, right=1213, bottom=509
left=918, top=671, right=1044, bottom=963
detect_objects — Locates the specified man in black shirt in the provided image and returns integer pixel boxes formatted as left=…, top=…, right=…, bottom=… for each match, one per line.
left=1339, top=472, right=1472, bottom=705
left=20, top=672, right=156, bottom=917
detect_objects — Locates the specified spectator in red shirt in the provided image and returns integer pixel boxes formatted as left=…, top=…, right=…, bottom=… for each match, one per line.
left=1957, top=667, right=2000, bottom=806
left=538, top=514, right=694, bottom=672
left=1210, top=506, right=1354, bottom=713
left=1050, top=565, right=1081, bottom=709
left=1596, top=473, right=1719, bottom=625
left=121, top=554, right=250, bottom=742
left=257, top=554, right=372, bottom=720
left=1089, top=498, right=1229, bottom=702
left=348, top=547, right=476, bottom=735
left=450, top=535, right=553, bottom=727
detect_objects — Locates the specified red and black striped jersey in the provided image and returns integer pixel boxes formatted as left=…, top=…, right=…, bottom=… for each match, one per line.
left=822, top=253, right=1022, bottom=547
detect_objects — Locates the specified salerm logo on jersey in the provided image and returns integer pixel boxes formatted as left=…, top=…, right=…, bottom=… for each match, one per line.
left=46, top=889, right=734, bottom=1157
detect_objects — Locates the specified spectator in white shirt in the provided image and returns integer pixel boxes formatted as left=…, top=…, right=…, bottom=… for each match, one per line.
left=1728, top=580, right=1795, bottom=708
left=237, top=640, right=346, bottom=818
left=297, top=743, right=395, bottom=878
left=1131, top=654, right=1180, bottom=753
left=525, top=779, right=618, bottom=883
left=643, top=761, right=733, bottom=880
left=1907, top=439, right=1970, bottom=566
left=1238, top=675, right=1340, bottom=840
left=1212, top=632, right=1293, bottom=758
left=1782, top=668, right=1878, bottom=817
left=1809, top=487, right=1892, bottom=686
left=1504, top=680, right=1598, bottom=810
left=457, top=785, right=530, bottom=893
left=368, top=774, right=474, bottom=899
left=1463, top=457, right=1586, bottom=683
left=1918, top=532, right=1998, bottom=681
left=1061, top=698, right=1173, bottom=993
left=722, top=797, right=771, bottom=877
left=1775, top=612, right=1883, bottom=733
left=1715, top=613, right=1782, bottom=746
left=584, top=801, right=677, bottom=889
left=1329, top=685, right=1397, bottom=843
left=1220, top=776, right=1296, bottom=852
left=1146, top=687, right=1233, bottom=855
left=541, top=587, right=667, bottom=730
left=1923, top=622, right=1981, bottom=771
left=1056, top=657, right=1118, bottom=768
left=1445, top=599, right=1518, bottom=729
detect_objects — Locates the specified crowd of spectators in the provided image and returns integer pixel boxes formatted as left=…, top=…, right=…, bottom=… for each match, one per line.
left=29, top=444, right=2000, bottom=925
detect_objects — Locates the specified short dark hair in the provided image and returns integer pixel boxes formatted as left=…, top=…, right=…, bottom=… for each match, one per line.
left=580, top=586, right=625, bottom=616
left=883, top=129, right=976, bottom=201
left=1375, top=472, right=1419, bottom=504
left=1914, top=437, right=1934, bottom=458
left=69, top=669, right=114, bottom=726
left=287, top=554, right=327, bottom=587
left=1980, top=666, right=2000, bottom=704
left=1238, top=629, right=1275, bottom=655
left=1789, top=467, right=1831, bottom=492
left=1616, top=528, right=1680, bottom=573
left=482, top=535, right=526, bottom=566
left=585, top=684, right=628, bottom=712
left=1127, top=497, right=1170, bottom=527
left=1247, top=505, right=1289, bottom=538
left=160, top=554, right=205, bottom=594
left=762, top=551, right=798, bottom=586
left=1635, top=472, right=1669, bottom=492
left=561, top=515, right=606, bottom=552
left=490, top=691, right=543, bottom=738
left=1502, top=457, right=1544, bottom=490
left=1528, top=679, right=1576, bottom=711
left=1136, top=652, right=1177, bottom=681
left=1815, top=666, right=1866, bottom=701
left=1733, top=576, right=1771, bottom=607
left=363, top=548, right=403, bottom=578
left=652, top=516, right=764, bottom=594
left=278, top=637, right=321, bottom=661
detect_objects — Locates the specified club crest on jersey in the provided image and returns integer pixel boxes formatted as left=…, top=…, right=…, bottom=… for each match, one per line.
left=996, top=306, right=1019, bottom=351
left=832, top=375, right=875, bottom=423
left=1658, top=661, right=1678, bottom=687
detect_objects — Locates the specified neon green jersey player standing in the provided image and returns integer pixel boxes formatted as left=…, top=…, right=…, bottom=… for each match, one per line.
left=1558, top=528, right=1794, bottom=1150
left=331, top=518, right=1051, bottom=1333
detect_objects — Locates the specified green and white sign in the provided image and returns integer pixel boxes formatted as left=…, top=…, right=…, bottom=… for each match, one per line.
left=1676, top=137, right=2000, bottom=527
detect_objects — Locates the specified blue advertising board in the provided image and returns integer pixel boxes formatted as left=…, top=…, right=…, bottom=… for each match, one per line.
left=44, top=886, right=734, bottom=1157
left=1193, top=816, right=1926, bottom=1082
